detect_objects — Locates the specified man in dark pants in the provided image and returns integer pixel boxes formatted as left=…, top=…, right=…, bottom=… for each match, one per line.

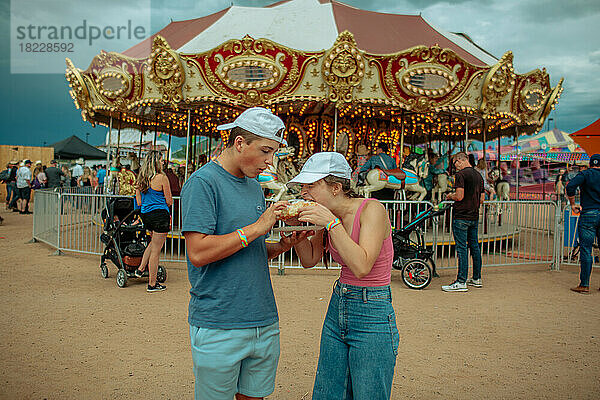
left=442, top=152, right=485, bottom=292
left=7, top=161, right=19, bottom=210
left=566, top=154, right=600, bottom=294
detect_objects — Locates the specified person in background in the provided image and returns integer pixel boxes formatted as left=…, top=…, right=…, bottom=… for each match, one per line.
left=288, top=151, right=400, bottom=400
left=442, top=152, right=485, bottom=292
left=31, top=162, right=44, bottom=190
left=360, top=142, right=397, bottom=173
left=2, top=162, right=14, bottom=208
left=164, top=163, right=181, bottom=197
left=555, top=168, right=568, bottom=203
left=36, top=165, right=47, bottom=189
left=61, top=165, right=72, bottom=187
left=118, top=164, right=137, bottom=196
left=96, top=164, right=106, bottom=193
left=44, top=160, right=63, bottom=190
left=7, top=161, right=19, bottom=211
left=475, top=158, right=495, bottom=199
left=566, top=154, right=600, bottom=294
left=16, top=160, right=32, bottom=214
left=72, top=158, right=84, bottom=184
left=197, top=154, right=208, bottom=169
left=177, top=165, right=186, bottom=188
left=91, top=169, right=99, bottom=192
left=134, top=151, right=172, bottom=292
left=78, top=166, right=92, bottom=187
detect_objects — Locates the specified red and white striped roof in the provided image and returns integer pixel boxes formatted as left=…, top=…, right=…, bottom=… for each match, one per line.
left=123, top=0, right=496, bottom=66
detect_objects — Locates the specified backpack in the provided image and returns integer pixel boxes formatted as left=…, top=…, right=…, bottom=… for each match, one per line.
left=0, top=169, right=9, bottom=183
left=31, top=177, right=42, bottom=189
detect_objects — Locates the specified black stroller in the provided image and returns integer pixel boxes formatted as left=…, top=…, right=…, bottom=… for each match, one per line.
left=100, top=197, right=167, bottom=288
left=392, top=204, right=450, bottom=289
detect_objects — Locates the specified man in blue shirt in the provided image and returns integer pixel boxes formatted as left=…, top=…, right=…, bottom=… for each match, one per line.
left=181, top=107, right=310, bottom=400
left=566, top=153, right=600, bottom=294
left=360, top=142, right=397, bottom=173
left=96, top=165, right=106, bottom=192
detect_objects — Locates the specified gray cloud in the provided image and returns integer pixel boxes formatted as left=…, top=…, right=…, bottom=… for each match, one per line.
left=590, top=50, right=600, bottom=65
left=521, top=0, right=600, bottom=23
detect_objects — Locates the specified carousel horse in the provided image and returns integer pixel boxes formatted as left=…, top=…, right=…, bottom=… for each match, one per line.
left=257, top=146, right=296, bottom=201
left=488, top=166, right=510, bottom=226
left=489, top=167, right=510, bottom=201
left=127, top=152, right=140, bottom=173
left=429, top=155, right=451, bottom=204
left=359, top=153, right=427, bottom=200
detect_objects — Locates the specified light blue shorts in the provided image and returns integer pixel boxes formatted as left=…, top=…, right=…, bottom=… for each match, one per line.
left=189, top=321, right=280, bottom=400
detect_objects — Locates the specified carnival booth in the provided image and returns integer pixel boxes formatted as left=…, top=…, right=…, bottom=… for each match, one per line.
left=65, top=0, right=562, bottom=174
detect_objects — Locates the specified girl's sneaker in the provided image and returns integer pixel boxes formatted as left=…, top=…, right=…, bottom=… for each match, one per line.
left=147, top=283, right=166, bottom=292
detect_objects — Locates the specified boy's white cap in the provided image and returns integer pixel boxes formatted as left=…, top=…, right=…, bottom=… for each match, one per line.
left=217, top=107, right=287, bottom=146
left=289, top=152, right=352, bottom=184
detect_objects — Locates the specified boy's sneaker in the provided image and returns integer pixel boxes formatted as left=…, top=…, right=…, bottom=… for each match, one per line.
left=134, top=269, right=144, bottom=278
left=441, top=281, right=468, bottom=292
left=466, top=278, right=483, bottom=288
left=147, top=283, right=166, bottom=292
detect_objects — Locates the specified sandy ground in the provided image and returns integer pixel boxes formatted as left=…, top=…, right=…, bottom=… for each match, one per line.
left=0, top=210, right=599, bottom=400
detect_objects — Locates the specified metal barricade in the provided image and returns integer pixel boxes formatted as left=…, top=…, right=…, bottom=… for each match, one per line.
left=32, top=189, right=61, bottom=249
left=558, top=204, right=600, bottom=270
left=32, top=191, right=572, bottom=273
left=434, top=200, right=557, bottom=270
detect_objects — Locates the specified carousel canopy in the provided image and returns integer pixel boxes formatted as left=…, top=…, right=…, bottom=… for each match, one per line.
left=65, top=0, right=563, bottom=159
left=124, top=0, right=497, bottom=66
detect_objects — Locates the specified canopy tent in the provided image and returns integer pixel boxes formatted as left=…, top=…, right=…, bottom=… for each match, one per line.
left=510, top=128, right=583, bottom=154
left=570, top=118, right=600, bottom=156
left=51, top=135, right=107, bottom=159
left=473, top=128, right=588, bottom=162
left=65, top=0, right=562, bottom=163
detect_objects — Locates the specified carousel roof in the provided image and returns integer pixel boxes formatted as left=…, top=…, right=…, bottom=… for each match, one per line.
left=124, top=0, right=496, bottom=66
left=65, top=0, right=563, bottom=154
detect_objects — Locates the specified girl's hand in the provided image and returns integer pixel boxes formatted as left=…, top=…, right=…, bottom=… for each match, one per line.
left=297, top=203, right=336, bottom=227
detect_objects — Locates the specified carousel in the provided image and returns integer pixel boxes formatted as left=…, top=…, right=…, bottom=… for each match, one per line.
left=65, top=0, right=563, bottom=200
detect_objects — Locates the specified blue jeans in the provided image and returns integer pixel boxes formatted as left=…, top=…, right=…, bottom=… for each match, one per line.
left=5, top=182, right=13, bottom=204
left=577, top=209, right=600, bottom=287
left=452, top=219, right=482, bottom=283
left=312, top=281, right=399, bottom=400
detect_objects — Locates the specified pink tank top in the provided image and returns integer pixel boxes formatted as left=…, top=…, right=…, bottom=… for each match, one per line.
left=327, top=198, right=393, bottom=286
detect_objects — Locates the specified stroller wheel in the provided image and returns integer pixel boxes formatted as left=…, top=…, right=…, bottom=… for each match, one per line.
left=116, top=269, right=128, bottom=288
left=157, top=265, right=167, bottom=283
left=100, top=262, right=109, bottom=279
left=401, top=259, right=432, bottom=290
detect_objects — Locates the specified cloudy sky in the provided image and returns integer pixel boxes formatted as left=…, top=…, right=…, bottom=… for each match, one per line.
left=1, top=0, right=598, bottom=147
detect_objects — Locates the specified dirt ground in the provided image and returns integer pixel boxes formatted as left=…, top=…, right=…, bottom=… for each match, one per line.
left=1, top=210, right=599, bottom=400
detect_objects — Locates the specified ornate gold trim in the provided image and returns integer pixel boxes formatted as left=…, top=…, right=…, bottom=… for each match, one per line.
left=147, top=36, right=185, bottom=105
left=322, top=31, right=365, bottom=103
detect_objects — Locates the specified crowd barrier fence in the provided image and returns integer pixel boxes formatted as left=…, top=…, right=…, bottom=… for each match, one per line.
left=31, top=188, right=599, bottom=274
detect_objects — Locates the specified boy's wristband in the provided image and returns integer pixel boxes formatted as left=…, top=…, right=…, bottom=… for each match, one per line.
left=236, top=228, right=249, bottom=248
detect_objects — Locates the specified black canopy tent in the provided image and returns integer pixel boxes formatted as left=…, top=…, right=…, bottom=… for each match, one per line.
left=51, top=135, right=107, bottom=160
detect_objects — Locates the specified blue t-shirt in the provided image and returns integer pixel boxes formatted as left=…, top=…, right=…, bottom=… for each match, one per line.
left=181, top=161, right=278, bottom=329
left=97, top=168, right=106, bottom=184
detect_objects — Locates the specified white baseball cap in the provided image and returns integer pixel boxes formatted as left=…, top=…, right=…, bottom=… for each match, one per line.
left=288, top=152, right=352, bottom=184
left=217, top=107, right=287, bottom=146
